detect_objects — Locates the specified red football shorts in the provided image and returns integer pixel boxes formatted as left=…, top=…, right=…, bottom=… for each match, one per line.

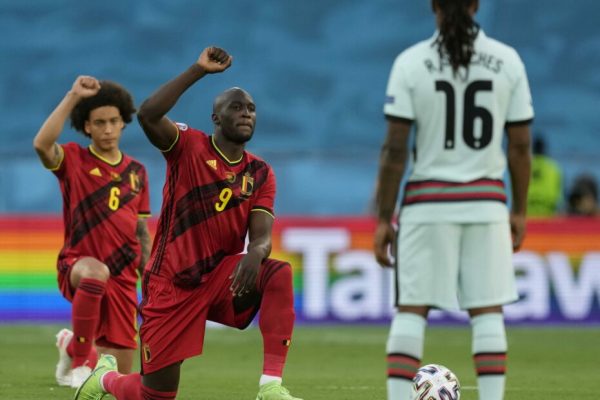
left=139, top=254, right=269, bottom=375
left=57, top=256, right=139, bottom=349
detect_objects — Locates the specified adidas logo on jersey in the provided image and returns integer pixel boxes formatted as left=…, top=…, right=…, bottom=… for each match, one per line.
left=89, top=168, right=102, bottom=177
left=206, top=160, right=217, bottom=170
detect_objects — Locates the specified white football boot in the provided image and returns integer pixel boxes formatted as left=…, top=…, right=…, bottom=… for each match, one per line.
left=55, top=328, right=74, bottom=386
left=70, top=365, right=93, bottom=389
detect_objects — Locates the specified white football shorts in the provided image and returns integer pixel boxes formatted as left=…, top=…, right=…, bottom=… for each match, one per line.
left=395, top=221, right=519, bottom=310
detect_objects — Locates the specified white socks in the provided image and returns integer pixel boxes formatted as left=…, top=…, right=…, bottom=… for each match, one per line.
left=386, top=312, right=427, bottom=400
left=259, top=374, right=282, bottom=387
left=471, top=313, right=507, bottom=400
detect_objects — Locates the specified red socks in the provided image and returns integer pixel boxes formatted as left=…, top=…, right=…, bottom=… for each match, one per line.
left=67, top=278, right=105, bottom=368
left=100, top=260, right=295, bottom=398
left=258, top=260, right=295, bottom=377
left=103, top=371, right=177, bottom=399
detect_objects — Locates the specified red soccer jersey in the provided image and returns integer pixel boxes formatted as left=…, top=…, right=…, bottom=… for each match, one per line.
left=51, top=143, right=151, bottom=287
left=147, top=123, right=276, bottom=289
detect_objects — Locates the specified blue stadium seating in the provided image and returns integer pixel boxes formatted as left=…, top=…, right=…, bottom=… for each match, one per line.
left=0, top=0, right=598, bottom=214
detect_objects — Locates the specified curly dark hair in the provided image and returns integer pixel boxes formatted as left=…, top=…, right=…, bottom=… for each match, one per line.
left=432, top=0, right=479, bottom=76
left=70, top=80, right=136, bottom=137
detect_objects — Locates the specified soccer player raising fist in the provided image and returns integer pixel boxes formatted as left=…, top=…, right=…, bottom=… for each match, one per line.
left=75, top=46, right=301, bottom=400
left=33, top=75, right=151, bottom=388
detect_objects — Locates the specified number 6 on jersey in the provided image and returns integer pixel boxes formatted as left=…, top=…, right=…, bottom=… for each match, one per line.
left=108, top=187, right=120, bottom=211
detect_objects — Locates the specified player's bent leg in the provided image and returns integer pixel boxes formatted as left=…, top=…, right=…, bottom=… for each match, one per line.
left=254, top=259, right=301, bottom=399
left=95, top=345, right=135, bottom=374
left=257, top=260, right=295, bottom=376
left=387, top=306, right=429, bottom=400
left=210, top=256, right=301, bottom=399
left=68, top=257, right=109, bottom=371
left=468, top=306, right=507, bottom=400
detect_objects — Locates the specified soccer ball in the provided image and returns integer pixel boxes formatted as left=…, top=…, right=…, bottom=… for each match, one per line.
left=412, top=364, right=460, bottom=400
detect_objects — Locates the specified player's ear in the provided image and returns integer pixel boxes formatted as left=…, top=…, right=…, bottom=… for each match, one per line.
left=211, top=113, right=221, bottom=126
left=84, top=121, right=91, bottom=135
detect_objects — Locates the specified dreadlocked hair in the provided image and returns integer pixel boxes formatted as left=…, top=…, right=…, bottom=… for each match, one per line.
left=70, top=80, right=136, bottom=137
left=433, top=0, right=479, bottom=75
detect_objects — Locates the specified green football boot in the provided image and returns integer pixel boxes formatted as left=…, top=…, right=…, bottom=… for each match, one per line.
left=256, top=381, right=303, bottom=400
left=73, top=354, right=117, bottom=400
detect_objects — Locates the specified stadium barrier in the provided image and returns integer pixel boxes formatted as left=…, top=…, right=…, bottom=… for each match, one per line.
left=1, top=215, right=599, bottom=325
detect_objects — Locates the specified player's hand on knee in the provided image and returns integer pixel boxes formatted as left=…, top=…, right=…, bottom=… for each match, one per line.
left=229, top=256, right=260, bottom=297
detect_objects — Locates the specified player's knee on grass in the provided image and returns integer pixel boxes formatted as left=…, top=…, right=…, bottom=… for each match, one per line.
left=141, top=361, right=183, bottom=393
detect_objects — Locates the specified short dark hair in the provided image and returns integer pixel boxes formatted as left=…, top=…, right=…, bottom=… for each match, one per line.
left=569, top=175, right=598, bottom=201
left=70, top=80, right=136, bottom=137
left=432, top=0, right=479, bottom=75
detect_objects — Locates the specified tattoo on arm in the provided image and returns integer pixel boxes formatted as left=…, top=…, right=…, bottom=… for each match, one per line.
left=41, top=143, right=62, bottom=169
left=136, top=220, right=151, bottom=276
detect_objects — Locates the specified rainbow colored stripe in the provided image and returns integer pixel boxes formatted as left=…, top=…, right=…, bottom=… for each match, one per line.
left=1, top=216, right=70, bottom=321
left=1, top=215, right=600, bottom=323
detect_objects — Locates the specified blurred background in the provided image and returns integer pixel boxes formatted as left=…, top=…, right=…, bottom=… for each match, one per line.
left=1, top=0, right=599, bottom=325
left=1, top=0, right=599, bottom=215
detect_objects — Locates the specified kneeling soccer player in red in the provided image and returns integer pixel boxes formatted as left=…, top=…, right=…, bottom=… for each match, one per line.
left=75, top=46, right=301, bottom=400
left=33, top=76, right=151, bottom=389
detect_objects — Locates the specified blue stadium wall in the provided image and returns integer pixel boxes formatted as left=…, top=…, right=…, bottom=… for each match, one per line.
left=0, top=0, right=599, bottom=216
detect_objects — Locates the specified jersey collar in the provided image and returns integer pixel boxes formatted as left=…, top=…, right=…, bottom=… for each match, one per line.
left=88, top=145, right=123, bottom=166
left=210, top=135, right=244, bottom=166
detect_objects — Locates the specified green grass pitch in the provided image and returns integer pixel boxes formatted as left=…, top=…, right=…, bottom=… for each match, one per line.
left=0, top=325, right=598, bottom=399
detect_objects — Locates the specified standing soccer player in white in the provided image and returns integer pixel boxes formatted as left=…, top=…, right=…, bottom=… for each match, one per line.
left=373, top=1, right=533, bottom=400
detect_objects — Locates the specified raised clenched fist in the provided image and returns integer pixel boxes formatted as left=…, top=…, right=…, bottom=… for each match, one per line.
left=196, top=47, right=233, bottom=74
left=71, top=75, right=101, bottom=98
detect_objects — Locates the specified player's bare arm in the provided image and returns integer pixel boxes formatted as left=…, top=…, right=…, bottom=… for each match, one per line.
left=230, top=211, right=274, bottom=297
left=33, top=76, right=100, bottom=168
left=373, top=117, right=411, bottom=267
left=507, top=123, right=532, bottom=251
left=137, top=46, right=233, bottom=151
left=136, top=218, right=151, bottom=276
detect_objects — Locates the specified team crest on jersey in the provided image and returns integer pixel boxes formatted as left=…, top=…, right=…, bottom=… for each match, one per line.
left=241, top=173, right=254, bottom=196
left=225, top=171, right=236, bottom=183
left=175, top=122, right=188, bottom=131
left=110, top=172, right=122, bottom=182
left=129, top=171, right=141, bottom=193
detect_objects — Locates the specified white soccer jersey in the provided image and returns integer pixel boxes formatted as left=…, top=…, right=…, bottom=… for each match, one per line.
left=384, top=29, right=534, bottom=223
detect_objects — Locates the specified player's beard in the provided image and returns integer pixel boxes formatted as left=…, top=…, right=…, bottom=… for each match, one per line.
left=223, top=128, right=253, bottom=144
